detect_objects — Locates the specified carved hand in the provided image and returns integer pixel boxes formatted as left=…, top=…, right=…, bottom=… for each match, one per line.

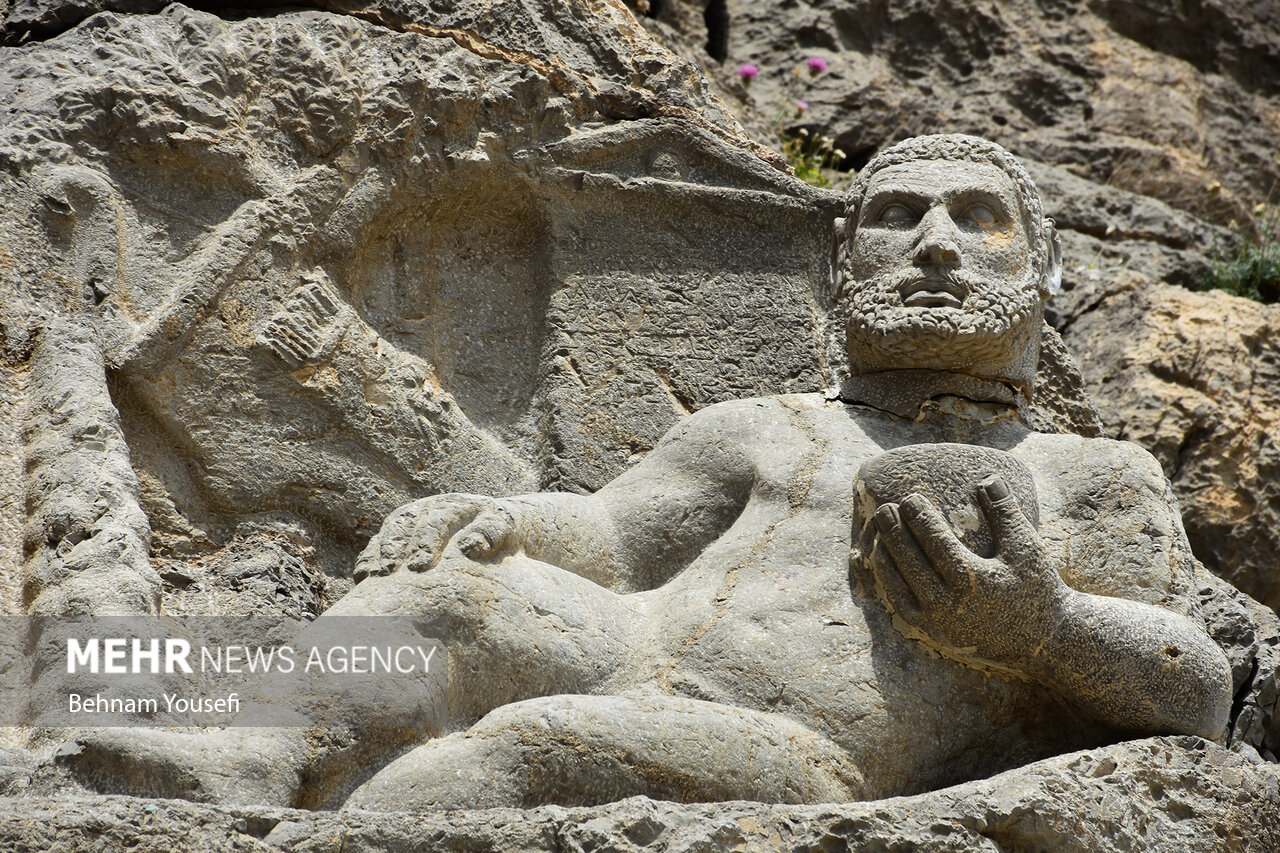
left=865, top=476, right=1070, bottom=672
left=354, top=494, right=517, bottom=582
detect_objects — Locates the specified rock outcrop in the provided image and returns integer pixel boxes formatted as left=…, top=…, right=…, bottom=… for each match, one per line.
left=638, top=0, right=1279, bottom=222
left=0, top=0, right=835, bottom=615
left=1075, top=285, right=1280, bottom=610
left=4, top=737, right=1278, bottom=852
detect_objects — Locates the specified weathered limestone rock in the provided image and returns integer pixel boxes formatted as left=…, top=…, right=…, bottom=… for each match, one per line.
left=1198, top=564, right=1280, bottom=758
left=20, top=318, right=156, bottom=623
left=641, top=0, right=1280, bottom=226
left=2, top=738, right=1277, bottom=852
left=639, top=0, right=1280, bottom=608
left=0, top=1, right=832, bottom=619
left=1072, top=283, right=1280, bottom=612
left=0, top=1, right=1098, bottom=629
left=31, top=137, right=1271, bottom=834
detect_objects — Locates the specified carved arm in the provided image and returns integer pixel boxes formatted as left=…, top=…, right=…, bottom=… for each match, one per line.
left=357, top=401, right=757, bottom=592
left=866, top=476, right=1232, bottom=739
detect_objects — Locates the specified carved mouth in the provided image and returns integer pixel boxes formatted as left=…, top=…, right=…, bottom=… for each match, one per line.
left=899, top=277, right=967, bottom=308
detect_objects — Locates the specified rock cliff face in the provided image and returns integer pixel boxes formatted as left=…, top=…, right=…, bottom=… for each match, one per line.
left=1075, top=286, right=1280, bottom=610
left=635, top=0, right=1280, bottom=611
left=0, top=0, right=836, bottom=619
left=4, top=737, right=1280, bottom=852
left=2, top=0, right=1279, bottom=849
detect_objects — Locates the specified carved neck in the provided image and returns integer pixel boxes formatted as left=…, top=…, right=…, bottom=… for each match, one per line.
left=838, top=370, right=1029, bottom=423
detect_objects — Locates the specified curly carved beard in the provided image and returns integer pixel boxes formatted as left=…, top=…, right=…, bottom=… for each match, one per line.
left=842, top=267, right=1043, bottom=378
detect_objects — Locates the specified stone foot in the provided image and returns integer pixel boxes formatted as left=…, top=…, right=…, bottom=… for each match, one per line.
left=55, top=727, right=308, bottom=806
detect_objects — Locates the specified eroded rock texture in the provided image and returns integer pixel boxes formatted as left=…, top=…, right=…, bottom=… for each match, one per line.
left=2, top=738, right=1278, bottom=852
left=640, top=0, right=1279, bottom=221
left=0, top=1, right=835, bottom=611
left=1078, top=286, right=1280, bottom=610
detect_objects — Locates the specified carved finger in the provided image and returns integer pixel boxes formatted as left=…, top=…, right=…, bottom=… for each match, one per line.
left=415, top=497, right=501, bottom=569
left=353, top=541, right=388, bottom=583
left=875, top=504, right=944, bottom=608
left=403, top=544, right=436, bottom=573
left=976, top=476, right=1038, bottom=561
left=898, top=493, right=971, bottom=585
left=857, top=515, right=878, bottom=566
left=865, top=532, right=921, bottom=622
left=457, top=508, right=515, bottom=559
left=375, top=530, right=405, bottom=572
left=403, top=507, right=459, bottom=572
left=376, top=502, right=422, bottom=568
left=358, top=517, right=401, bottom=578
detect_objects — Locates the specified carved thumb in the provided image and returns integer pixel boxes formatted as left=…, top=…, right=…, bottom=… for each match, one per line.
left=1040, top=217, right=1063, bottom=297
left=977, top=476, right=1036, bottom=558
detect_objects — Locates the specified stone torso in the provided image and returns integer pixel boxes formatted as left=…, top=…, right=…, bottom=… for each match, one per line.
left=625, top=393, right=1195, bottom=797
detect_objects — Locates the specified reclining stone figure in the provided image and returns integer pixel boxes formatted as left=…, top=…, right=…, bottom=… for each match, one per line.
left=65, top=134, right=1232, bottom=810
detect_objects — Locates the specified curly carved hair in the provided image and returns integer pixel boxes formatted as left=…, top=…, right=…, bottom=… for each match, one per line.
left=842, top=134, right=1060, bottom=297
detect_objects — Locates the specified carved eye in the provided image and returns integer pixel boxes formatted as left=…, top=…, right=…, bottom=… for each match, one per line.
left=877, top=204, right=917, bottom=227
left=966, top=204, right=999, bottom=228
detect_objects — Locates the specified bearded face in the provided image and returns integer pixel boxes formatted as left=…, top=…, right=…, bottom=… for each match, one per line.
left=842, top=159, right=1046, bottom=386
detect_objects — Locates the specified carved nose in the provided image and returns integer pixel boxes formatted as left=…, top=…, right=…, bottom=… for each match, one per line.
left=912, top=208, right=961, bottom=268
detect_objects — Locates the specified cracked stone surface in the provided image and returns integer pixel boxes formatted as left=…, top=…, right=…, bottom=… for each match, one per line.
left=2, top=738, right=1278, bottom=852
left=1073, top=283, right=1280, bottom=611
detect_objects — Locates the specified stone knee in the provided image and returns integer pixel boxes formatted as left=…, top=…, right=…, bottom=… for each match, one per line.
left=320, top=555, right=643, bottom=726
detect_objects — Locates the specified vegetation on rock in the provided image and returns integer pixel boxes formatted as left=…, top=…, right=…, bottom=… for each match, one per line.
left=1200, top=201, right=1280, bottom=303
left=749, top=56, right=848, bottom=188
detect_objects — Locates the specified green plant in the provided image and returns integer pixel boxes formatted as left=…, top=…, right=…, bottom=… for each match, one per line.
left=742, top=55, right=847, bottom=189
left=1198, top=201, right=1280, bottom=304
left=778, top=126, right=846, bottom=189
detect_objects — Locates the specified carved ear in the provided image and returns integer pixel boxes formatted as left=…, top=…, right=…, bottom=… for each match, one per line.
left=832, top=216, right=848, bottom=300
left=1041, top=217, right=1063, bottom=298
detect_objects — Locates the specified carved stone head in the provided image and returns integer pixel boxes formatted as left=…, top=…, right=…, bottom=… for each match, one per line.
left=839, top=135, right=1062, bottom=398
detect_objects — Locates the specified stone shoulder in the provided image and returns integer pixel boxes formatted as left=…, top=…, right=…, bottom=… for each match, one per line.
left=1021, top=429, right=1196, bottom=611
left=634, top=393, right=831, bottom=484
left=1022, top=429, right=1169, bottom=488
left=1019, top=429, right=1185, bottom=542
left=665, top=393, right=827, bottom=442
left=691, top=392, right=828, bottom=417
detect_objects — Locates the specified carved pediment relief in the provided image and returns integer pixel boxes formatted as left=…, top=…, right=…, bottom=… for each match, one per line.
left=530, top=119, right=842, bottom=209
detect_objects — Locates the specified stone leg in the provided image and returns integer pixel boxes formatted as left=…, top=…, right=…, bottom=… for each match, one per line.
left=344, top=693, right=867, bottom=810
left=314, top=549, right=646, bottom=726
left=59, top=552, right=644, bottom=807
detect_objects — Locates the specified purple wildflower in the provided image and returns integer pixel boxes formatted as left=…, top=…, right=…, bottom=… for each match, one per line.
left=737, top=63, right=759, bottom=83
left=807, top=56, right=828, bottom=75
left=795, top=100, right=809, bottom=113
